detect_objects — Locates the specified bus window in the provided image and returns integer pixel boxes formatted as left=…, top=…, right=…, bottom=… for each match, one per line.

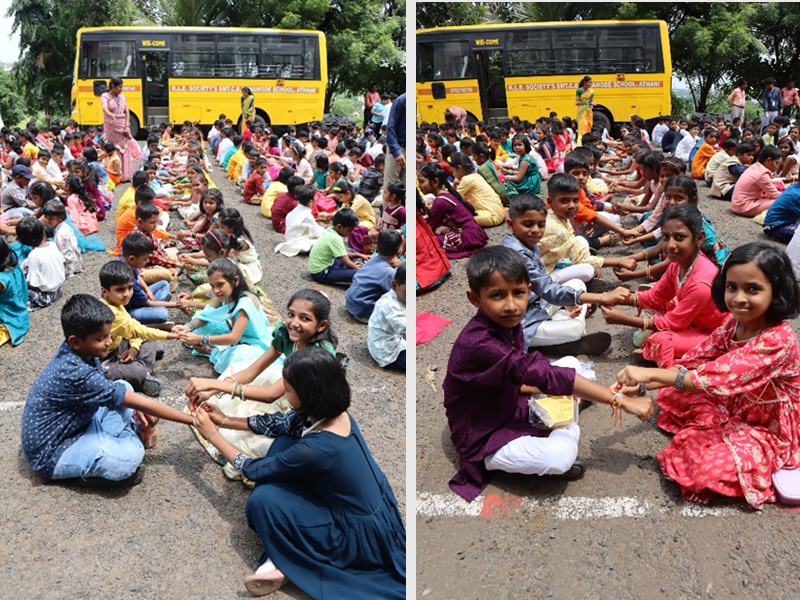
left=597, top=27, right=654, bottom=74
left=218, top=35, right=259, bottom=78
left=552, top=28, right=596, bottom=75
left=260, top=36, right=316, bottom=80
left=507, top=30, right=551, bottom=77
left=420, top=40, right=474, bottom=81
left=80, top=40, right=136, bottom=79
left=172, top=34, right=216, bottom=77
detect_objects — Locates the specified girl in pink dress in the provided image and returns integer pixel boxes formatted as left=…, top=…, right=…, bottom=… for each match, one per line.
left=601, top=204, right=727, bottom=366
left=616, top=242, right=800, bottom=508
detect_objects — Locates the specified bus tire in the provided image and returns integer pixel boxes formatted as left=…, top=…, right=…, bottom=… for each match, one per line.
left=592, top=110, right=612, bottom=135
left=129, top=113, right=140, bottom=139
left=238, top=112, right=270, bottom=133
left=466, top=112, right=479, bottom=125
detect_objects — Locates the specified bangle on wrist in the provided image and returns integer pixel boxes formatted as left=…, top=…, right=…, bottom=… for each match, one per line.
left=675, top=366, right=688, bottom=391
left=206, top=426, right=220, bottom=440
left=221, top=416, right=230, bottom=428
left=202, top=334, right=210, bottom=347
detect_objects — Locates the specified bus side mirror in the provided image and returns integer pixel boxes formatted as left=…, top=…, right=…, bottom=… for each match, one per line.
left=93, top=80, right=107, bottom=97
left=432, top=83, right=446, bottom=100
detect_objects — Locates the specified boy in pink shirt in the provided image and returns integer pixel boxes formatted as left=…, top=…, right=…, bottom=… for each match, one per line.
left=732, top=146, right=781, bottom=217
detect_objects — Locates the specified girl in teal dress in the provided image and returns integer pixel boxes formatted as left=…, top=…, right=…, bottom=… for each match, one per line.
left=0, top=236, right=29, bottom=347
left=175, top=259, right=273, bottom=373
left=192, top=347, right=405, bottom=599
left=501, top=134, right=542, bottom=195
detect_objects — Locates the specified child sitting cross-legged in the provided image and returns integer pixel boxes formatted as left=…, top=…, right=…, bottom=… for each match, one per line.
left=368, top=263, right=406, bottom=370
left=120, top=232, right=180, bottom=326
left=99, top=261, right=182, bottom=396
left=16, top=216, right=65, bottom=311
left=308, top=208, right=370, bottom=284
left=732, top=145, right=782, bottom=216
left=275, top=184, right=325, bottom=257
left=443, top=246, right=654, bottom=502
left=41, top=199, right=83, bottom=278
left=502, top=194, right=629, bottom=355
left=345, top=230, right=404, bottom=323
left=21, top=294, right=194, bottom=487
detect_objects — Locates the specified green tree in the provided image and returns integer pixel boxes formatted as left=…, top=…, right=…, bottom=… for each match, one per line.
left=416, top=2, right=490, bottom=29
left=0, top=71, right=28, bottom=127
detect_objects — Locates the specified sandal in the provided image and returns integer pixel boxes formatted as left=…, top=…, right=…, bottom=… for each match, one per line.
left=244, top=561, right=287, bottom=597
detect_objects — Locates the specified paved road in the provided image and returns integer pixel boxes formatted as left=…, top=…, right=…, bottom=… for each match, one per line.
left=416, top=176, right=800, bottom=599
left=0, top=153, right=405, bottom=599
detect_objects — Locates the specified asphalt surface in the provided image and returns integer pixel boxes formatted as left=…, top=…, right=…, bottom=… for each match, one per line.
left=416, top=174, right=800, bottom=599
left=0, top=152, right=405, bottom=599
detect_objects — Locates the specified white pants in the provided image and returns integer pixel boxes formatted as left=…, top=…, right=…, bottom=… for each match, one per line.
left=550, top=262, right=595, bottom=284
left=529, top=279, right=587, bottom=347
left=484, top=356, right=581, bottom=476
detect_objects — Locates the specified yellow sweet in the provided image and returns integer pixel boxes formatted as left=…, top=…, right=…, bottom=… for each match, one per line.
left=534, top=395, right=576, bottom=428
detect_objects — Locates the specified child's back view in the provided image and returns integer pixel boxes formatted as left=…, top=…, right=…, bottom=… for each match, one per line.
left=346, top=230, right=403, bottom=322
left=16, top=216, right=65, bottom=311
left=368, top=263, right=406, bottom=369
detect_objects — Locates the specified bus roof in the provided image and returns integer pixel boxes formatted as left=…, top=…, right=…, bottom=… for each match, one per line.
left=417, top=20, right=666, bottom=34
left=77, top=26, right=324, bottom=36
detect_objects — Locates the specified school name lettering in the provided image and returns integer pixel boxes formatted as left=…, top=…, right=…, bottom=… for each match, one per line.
left=507, top=81, right=663, bottom=91
left=169, top=85, right=319, bottom=93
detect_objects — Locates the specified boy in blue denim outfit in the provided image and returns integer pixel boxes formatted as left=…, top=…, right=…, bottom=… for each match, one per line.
left=21, top=294, right=192, bottom=487
left=120, top=231, right=179, bottom=325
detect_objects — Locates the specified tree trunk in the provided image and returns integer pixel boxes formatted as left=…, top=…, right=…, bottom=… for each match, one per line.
left=324, top=78, right=339, bottom=114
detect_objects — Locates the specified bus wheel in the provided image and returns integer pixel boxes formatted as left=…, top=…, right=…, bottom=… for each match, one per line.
left=254, top=113, right=269, bottom=129
left=129, top=113, right=140, bottom=139
left=592, top=110, right=612, bottom=135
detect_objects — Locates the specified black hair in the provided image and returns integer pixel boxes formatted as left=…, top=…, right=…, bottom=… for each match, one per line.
left=277, top=166, right=294, bottom=184
left=207, top=258, right=249, bottom=314
left=99, top=260, right=134, bottom=289
left=759, top=145, right=782, bottom=163
left=132, top=170, right=150, bottom=188
left=134, top=184, right=156, bottom=205
left=254, top=157, right=268, bottom=167
left=121, top=231, right=154, bottom=257
left=142, top=161, right=157, bottom=171
left=563, top=152, right=590, bottom=173
left=659, top=203, right=716, bottom=264
left=509, top=193, right=547, bottom=218
left=779, top=137, right=795, bottom=153
left=547, top=172, right=580, bottom=195
left=664, top=174, right=698, bottom=203
left=135, top=201, right=160, bottom=221
left=0, top=235, right=18, bottom=270
left=395, top=262, right=406, bottom=286
left=466, top=245, right=530, bottom=294
left=37, top=149, right=51, bottom=159
left=722, top=138, right=739, bottom=151
left=376, top=229, right=403, bottom=256
left=711, top=242, right=800, bottom=321
left=42, top=199, right=67, bottom=221
left=703, top=128, right=718, bottom=140
left=218, top=207, right=253, bottom=244
left=639, top=150, right=664, bottom=173
left=448, top=152, right=475, bottom=174
left=418, top=162, right=476, bottom=216
left=386, top=180, right=405, bottom=204
left=281, top=346, right=349, bottom=419
left=737, top=141, right=756, bottom=156
left=315, top=154, right=329, bottom=170
left=200, top=189, right=224, bottom=216
left=82, top=146, right=98, bottom=162
left=108, top=76, right=123, bottom=88
left=201, top=228, right=240, bottom=254
left=102, top=141, right=116, bottom=153
left=329, top=161, right=348, bottom=176
left=511, top=133, right=531, bottom=155
left=374, top=154, right=386, bottom=168
left=287, top=175, right=306, bottom=195
left=61, top=293, right=114, bottom=340
left=64, top=173, right=96, bottom=213
left=332, top=207, right=359, bottom=228
left=29, top=180, right=57, bottom=205
left=295, top=184, right=316, bottom=206
left=15, top=216, right=45, bottom=248
left=287, top=288, right=338, bottom=348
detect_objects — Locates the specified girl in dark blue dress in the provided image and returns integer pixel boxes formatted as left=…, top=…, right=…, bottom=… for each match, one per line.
left=192, top=347, right=406, bottom=598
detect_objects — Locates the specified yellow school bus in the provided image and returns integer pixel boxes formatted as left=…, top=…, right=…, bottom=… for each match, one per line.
left=417, top=20, right=671, bottom=131
left=71, top=26, right=327, bottom=136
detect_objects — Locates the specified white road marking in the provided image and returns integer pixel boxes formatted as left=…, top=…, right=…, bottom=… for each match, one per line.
left=416, top=492, right=746, bottom=519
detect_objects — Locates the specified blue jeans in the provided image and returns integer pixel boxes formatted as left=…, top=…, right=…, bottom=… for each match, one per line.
left=5, top=207, right=34, bottom=218
left=310, top=258, right=358, bottom=283
left=128, top=280, right=171, bottom=324
left=52, top=389, right=144, bottom=481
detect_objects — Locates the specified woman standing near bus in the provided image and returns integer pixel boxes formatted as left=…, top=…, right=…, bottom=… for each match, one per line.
left=241, top=87, right=256, bottom=133
left=101, top=77, right=133, bottom=183
left=575, top=76, right=596, bottom=144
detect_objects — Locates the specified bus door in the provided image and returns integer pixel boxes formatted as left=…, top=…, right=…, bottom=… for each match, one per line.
left=472, top=34, right=507, bottom=121
left=140, top=50, right=170, bottom=127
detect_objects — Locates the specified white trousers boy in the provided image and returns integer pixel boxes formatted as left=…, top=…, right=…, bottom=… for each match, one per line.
left=529, top=279, right=587, bottom=348
left=483, top=356, right=581, bottom=476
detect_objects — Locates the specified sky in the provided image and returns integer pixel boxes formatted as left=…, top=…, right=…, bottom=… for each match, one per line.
left=0, top=0, right=20, bottom=63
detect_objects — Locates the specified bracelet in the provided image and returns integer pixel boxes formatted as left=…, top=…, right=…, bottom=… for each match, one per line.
left=632, top=292, right=639, bottom=309
left=188, top=322, right=196, bottom=331
left=675, top=366, right=688, bottom=391
left=206, top=426, right=220, bottom=441
left=638, top=382, right=648, bottom=397
left=645, top=263, right=653, bottom=280
left=221, top=416, right=230, bottom=428
left=609, top=389, right=624, bottom=429
left=641, top=315, right=649, bottom=332
left=240, top=384, right=248, bottom=400
left=202, top=334, right=210, bottom=347
left=232, top=381, right=240, bottom=398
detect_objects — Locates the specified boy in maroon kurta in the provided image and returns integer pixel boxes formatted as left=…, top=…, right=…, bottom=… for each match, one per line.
left=442, top=246, right=654, bottom=502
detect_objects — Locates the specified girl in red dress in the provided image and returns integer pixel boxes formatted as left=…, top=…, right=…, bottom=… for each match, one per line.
left=616, top=242, right=800, bottom=508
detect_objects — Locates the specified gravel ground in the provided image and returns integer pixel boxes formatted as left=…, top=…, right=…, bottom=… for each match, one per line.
left=0, top=152, right=405, bottom=599
left=416, top=176, right=800, bottom=599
